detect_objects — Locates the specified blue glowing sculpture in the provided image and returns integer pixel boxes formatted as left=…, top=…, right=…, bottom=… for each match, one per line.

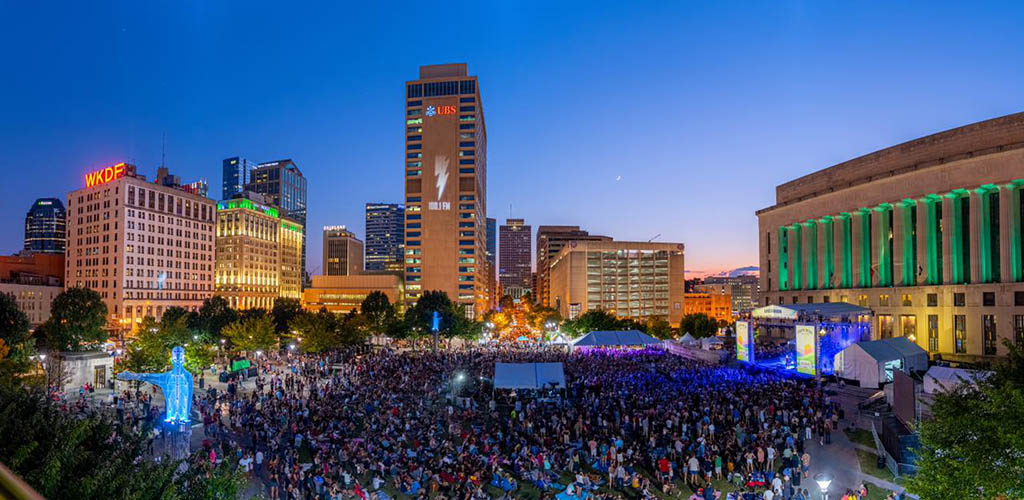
left=431, top=311, right=440, bottom=332
left=117, top=346, right=194, bottom=423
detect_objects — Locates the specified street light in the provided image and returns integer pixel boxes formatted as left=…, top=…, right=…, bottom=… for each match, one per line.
left=814, top=472, right=832, bottom=500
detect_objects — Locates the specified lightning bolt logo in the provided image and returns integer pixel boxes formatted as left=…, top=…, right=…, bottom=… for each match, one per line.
left=434, top=155, right=449, bottom=201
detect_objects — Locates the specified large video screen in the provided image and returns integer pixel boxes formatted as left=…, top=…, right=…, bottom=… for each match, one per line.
left=796, top=324, right=817, bottom=376
left=736, top=321, right=751, bottom=363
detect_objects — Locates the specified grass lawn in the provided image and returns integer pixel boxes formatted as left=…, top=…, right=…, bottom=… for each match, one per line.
left=854, top=449, right=907, bottom=488
left=845, top=428, right=877, bottom=449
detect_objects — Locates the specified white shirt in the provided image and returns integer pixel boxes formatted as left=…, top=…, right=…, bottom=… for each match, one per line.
left=763, top=490, right=775, bottom=500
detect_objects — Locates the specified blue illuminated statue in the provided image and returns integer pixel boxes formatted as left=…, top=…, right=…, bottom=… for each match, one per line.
left=431, top=311, right=440, bottom=332
left=117, top=346, right=194, bottom=423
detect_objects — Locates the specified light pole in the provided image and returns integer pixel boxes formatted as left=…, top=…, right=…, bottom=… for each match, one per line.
left=814, top=472, right=832, bottom=500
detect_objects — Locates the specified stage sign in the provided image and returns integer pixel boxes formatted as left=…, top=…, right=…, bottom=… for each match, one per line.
left=736, top=321, right=752, bottom=363
left=796, top=324, right=817, bottom=376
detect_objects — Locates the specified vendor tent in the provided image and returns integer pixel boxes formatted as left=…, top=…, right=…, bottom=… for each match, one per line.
left=700, top=336, right=725, bottom=350
left=679, top=332, right=697, bottom=345
left=923, top=366, right=992, bottom=394
left=493, top=362, right=566, bottom=390
left=571, top=330, right=662, bottom=348
left=833, top=337, right=928, bottom=389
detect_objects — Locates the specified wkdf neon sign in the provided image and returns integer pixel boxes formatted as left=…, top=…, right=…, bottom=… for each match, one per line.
left=85, top=162, right=127, bottom=187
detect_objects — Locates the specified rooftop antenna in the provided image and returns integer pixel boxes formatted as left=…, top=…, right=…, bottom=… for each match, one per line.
left=648, top=233, right=661, bottom=242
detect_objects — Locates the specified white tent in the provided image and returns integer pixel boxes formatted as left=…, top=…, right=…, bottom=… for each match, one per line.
left=700, top=336, right=725, bottom=350
left=923, top=366, right=992, bottom=394
left=679, top=333, right=698, bottom=345
left=493, top=362, right=566, bottom=390
left=833, top=337, right=929, bottom=389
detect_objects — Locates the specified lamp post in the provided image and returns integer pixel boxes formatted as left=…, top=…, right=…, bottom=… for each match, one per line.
left=814, top=472, right=832, bottom=500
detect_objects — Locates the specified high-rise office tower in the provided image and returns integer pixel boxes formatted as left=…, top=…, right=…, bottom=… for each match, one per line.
left=404, top=63, right=487, bottom=317
left=536, top=226, right=611, bottom=307
left=222, top=157, right=255, bottom=200
left=499, top=218, right=531, bottom=293
left=485, top=217, right=498, bottom=308
left=365, top=203, right=405, bottom=272
left=486, top=217, right=497, bottom=266
left=24, top=198, right=66, bottom=254
left=323, top=226, right=363, bottom=276
left=246, top=159, right=308, bottom=282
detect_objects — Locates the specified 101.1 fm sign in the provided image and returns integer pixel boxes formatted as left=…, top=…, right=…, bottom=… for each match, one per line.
left=85, top=162, right=127, bottom=187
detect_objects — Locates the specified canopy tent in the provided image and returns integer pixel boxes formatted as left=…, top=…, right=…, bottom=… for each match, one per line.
left=700, top=336, right=725, bottom=350
left=548, top=333, right=569, bottom=345
left=570, top=330, right=662, bottom=348
left=923, top=365, right=992, bottom=394
left=833, top=337, right=928, bottom=389
left=679, top=332, right=698, bottom=345
left=493, top=362, right=566, bottom=390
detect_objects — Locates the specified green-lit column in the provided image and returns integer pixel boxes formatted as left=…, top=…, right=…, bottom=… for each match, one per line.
left=875, top=203, right=893, bottom=287
left=821, top=216, right=835, bottom=289
left=947, top=189, right=970, bottom=284
left=790, top=223, right=803, bottom=290
left=922, top=194, right=943, bottom=285
left=803, top=220, right=818, bottom=290
left=839, top=213, right=853, bottom=288
left=1010, top=180, right=1024, bottom=282
left=858, top=208, right=872, bottom=288
left=778, top=226, right=789, bottom=291
left=900, top=199, right=917, bottom=286
left=976, top=184, right=1000, bottom=283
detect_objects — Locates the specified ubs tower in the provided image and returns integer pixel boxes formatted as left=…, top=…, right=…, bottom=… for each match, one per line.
left=404, top=64, right=487, bottom=317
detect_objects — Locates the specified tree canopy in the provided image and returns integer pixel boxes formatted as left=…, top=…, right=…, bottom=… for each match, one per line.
left=119, top=315, right=213, bottom=375
left=222, top=315, right=277, bottom=353
left=360, top=291, right=396, bottom=334
left=560, top=309, right=630, bottom=337
left=908, top=340, right=1024, bottom=499
left=42, top=287, right=108, bottom=352
left=679, top=313, right=719, bottom=338
left=193, top=296, right=237, bottom=337
left=0, top=292, right=35, bottom=377
left=271, top=298, right=303, bottom=335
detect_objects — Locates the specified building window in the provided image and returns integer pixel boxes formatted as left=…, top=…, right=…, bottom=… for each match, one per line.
left=807, top=296, right=813, bottom=304
left=954, top=292, right=965, bottom=307
left=900, top=315, right=917, bottom=341
left=792, top=296, right=798, bottom=304
left=1016, top=291, right=1024, bottom=306
left=983, top=292, right=996, bottom=307
left=928, top=315, right=939, bottom=353
left=879, top=294, right=889, bottom=307
left=983, top=315, right=997, bottom=356
left=878, top=315, right=894, bottom=339
left=1015, top=315, right=1024, bottom=348
left=927, top=293, right=938, bottom=307
left=954, top=314, right=967, bottom=353
left=823, top=296, right=830, bottom=303
left=901, top=294, right=912, bottom=307
left=857, top=294, right=868, bottom=307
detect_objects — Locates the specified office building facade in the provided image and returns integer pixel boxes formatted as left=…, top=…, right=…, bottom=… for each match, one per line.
left=0, top=283, right=61, bottom=327
left=65, top=163, right=216, bottom=330
left=323, top=226, right=363, bottom=276
left=301, top=274, right=405, bottom=315
left=684, top=291, right=733, bottom=324
left=365, top=203, right=405, bottom=272
left=701, top=274, right=760, bottom=314
left=215, top=195, right=304, bottom=310
left=499, top=218, right=531, bottom=293
left=221, top=157, right=255, bottom=201
left=549, top=240, right=686, bottom=326
left=758, top=112, right=1024, bottom=361
left=246, top=159, right=307, bottom=281
left=535, top=225, right=611, bottom=307
left=24, top=198, right=66, bottom=254
left=404, top=63, right=488, bottom=317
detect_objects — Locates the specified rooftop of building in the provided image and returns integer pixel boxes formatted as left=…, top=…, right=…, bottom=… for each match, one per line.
left=419, top=63, right=468, bottom=79
left=309, top=273, right=403, bottom=289
left=760, top=111, right=1024, bottom=214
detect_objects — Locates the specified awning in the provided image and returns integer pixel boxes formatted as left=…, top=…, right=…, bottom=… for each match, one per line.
left=751, top=302, right=872, bottom=320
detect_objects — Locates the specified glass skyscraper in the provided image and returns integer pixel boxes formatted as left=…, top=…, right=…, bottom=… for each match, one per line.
left=365, top=203, right=405, bottom=272
left=222, top=157, right=255, bottom=200
left=24, top=198, right=66, bottom=254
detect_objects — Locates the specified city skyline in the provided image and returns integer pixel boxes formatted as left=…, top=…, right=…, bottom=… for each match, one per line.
left=3, top=2, right=1024, bottom=279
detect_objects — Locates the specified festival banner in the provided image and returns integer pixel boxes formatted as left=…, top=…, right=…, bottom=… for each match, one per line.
left=796, top=324, right=817, bottom=376
left=736, top=321, right=751, bottom=363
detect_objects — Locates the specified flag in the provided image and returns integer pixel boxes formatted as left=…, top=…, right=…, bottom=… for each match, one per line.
left=354, top=483, right=367, bottom=500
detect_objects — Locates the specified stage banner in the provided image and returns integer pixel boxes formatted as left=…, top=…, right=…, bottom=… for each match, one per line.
left=796, top=324, right=817, bottom=376
left=736, top=321, right=752, bottom=363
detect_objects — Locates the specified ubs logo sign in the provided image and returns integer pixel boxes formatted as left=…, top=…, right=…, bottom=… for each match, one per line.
left=425, top=105, right=456, bottom=117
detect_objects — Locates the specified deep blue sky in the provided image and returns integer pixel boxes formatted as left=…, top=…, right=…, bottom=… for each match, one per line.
left=2, top=1, right=1022, bottom=276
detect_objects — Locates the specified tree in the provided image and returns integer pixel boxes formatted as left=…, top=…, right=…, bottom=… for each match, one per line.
left=119, top=315, right=213, bottom=375
left=560, top=309, right=624, bottom=336
left=272, top=298, right=303, bottom=335
left=42, top=287, right=108, bottom=352
left=222, top=315, right=277, bottom=353
left=645, top=317, right=674, bottom=340
left=194, top=296, right=237, bottom=338
left=360, top=291, right=396, bottom=333
left=404, top=290, right=460, bottom=339
left=290, top=309, right=340, bottom=353
left=0, top=385, right=245, bottom=499
left=0, top=292, right=35, bottom=376
left=908, top=340, right=1024, bottom=499
left=679, top=313, right=719, bottom=338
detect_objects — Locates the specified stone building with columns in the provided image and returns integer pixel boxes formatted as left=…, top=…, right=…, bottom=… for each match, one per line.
left=758, top=112, right=1024, bottom=362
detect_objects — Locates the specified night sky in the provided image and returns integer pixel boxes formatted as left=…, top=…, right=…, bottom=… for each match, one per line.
left=2, top=1, right=1023, bottom=277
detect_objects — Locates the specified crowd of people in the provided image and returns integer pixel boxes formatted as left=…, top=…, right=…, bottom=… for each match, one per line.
left=175, top=345, right=858, bottom=500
